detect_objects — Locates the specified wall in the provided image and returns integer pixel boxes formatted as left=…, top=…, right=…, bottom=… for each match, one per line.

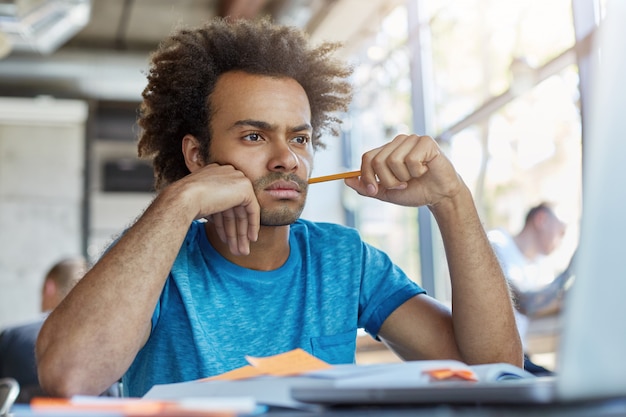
left=87, top=139, right=154, bottom=261
left=0, top=96, right=87, bottom=328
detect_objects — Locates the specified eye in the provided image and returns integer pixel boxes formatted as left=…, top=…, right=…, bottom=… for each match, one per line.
left=291, top=135, right=310, bottom=145
left=242, top=132, right=263, bottom=142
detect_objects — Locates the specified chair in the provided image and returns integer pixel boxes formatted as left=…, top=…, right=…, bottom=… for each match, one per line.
left=0, top=378, right=19, bottom=416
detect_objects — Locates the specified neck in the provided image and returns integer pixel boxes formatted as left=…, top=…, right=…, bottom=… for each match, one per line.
left=204, top=222, right=291, bottom=271
left=513, top=229, right=539, bottom=261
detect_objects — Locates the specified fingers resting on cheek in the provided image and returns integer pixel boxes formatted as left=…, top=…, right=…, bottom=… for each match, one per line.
left=209, top=204, right=259, bottom=256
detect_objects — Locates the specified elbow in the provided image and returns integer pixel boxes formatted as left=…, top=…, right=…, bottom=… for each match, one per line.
left=498, top=334, right=524, bottom=368
left=462, top=333, right=524, bottom=368
left=504, top=348, right=525, bottom=369
left=37, top=342, right=127, bottom=398
left=484, top=326, right=524, bottom=368
left=38, top=355, right=122, bottom=398
left=36, top=337, right=100, bottom=398
left=466, top=348, right=524, bottom=369
left=36, top=333, right=71, bottom=397
left=37, top=353, right=92, bottom=398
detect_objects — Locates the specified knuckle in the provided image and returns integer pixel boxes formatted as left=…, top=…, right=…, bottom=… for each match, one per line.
left=388, top=154, right=404, bottom=168
left=361, top=152, right=374, bottom=166
left=392, top=134, right=409, bottom=143
left=371, top=156, right=386, bottom=171
left=406, top=153, right=422, bottom=167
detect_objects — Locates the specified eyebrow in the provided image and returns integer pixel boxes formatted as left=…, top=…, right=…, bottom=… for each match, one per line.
left=232, top=119, right=312, bottom=133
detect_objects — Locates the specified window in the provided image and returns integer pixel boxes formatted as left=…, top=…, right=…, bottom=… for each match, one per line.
left=345, top=0, right=588, bottom=296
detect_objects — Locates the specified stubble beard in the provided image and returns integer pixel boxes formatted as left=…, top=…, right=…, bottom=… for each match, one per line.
left=254, top=172, right=308, bottom=226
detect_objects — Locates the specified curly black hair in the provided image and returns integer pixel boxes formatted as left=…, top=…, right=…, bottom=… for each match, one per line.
left=137, top=17, right=353, bottom=191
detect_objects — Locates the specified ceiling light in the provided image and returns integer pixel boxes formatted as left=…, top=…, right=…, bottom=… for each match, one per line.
left=0, top=0, right=91, bottom=55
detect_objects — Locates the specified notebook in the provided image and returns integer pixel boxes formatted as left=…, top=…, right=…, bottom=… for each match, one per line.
left=292, top=0, right=626, bottom=406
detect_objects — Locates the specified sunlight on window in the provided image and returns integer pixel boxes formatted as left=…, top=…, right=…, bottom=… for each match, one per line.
left=346, top=0, right=584, bottom=286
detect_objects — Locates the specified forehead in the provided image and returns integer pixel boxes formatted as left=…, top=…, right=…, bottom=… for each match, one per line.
left=209, top=71, right=311, bottom=126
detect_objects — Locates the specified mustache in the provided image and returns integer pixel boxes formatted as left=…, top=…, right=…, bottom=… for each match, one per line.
left=253, top=172, right=308, bottom=191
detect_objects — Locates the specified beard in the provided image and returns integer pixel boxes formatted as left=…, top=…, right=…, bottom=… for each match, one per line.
left=259, top=205, right=305, bottom=226
left=253, top=172, right=308, bottom=226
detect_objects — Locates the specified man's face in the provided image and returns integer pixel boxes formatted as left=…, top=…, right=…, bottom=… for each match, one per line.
left=207, top=71, right=314, bottom=226
left=538, top=210, right=566, bottom=256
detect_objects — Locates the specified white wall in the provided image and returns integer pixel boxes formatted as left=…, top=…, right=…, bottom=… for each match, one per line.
left=87, top=139, right=154, bottom=261
left=0, top=97, right=87, bottom=328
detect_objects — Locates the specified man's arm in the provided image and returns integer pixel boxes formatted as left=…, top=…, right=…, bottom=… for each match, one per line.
left=428, top=188, right=522, bottom=365
left=36, top=164, right=260, bottom=397
left=346, top=134, right=522, bottom=366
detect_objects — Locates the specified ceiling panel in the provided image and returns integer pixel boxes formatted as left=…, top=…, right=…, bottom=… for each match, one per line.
left=123, top=0, right=218, bottom=45
left=0, top=0, right=398, bottom=101
left=66, top=0, right=220, bottom=50
left=66, top=0, right=125, bottom=45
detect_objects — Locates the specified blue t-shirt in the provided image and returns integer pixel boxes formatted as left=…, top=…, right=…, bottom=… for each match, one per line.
left=123, top=219, right=424, bottom=397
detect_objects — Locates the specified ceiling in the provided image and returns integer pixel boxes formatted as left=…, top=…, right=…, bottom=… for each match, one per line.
left=51, top=0, right=314, bottom=52
left=0, top=0, right=403, bottom=102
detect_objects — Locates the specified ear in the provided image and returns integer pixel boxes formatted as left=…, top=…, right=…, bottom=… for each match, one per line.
left=182, top=134, right=205, bottom=172
left=43, top=279, right=56, bottom=295
left=41, top=279, right=57, bottom=311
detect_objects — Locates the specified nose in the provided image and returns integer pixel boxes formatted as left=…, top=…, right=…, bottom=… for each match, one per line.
left=268, top=141, right=299, bottom=173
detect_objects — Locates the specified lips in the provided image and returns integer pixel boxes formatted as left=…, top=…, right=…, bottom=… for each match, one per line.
left=266, top=180, right=300, bottom=192
left=265, top=180, right=301, bottom=199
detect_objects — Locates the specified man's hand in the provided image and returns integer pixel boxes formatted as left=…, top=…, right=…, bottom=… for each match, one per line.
left=173, top=163, right=260, bottom=256
left=347, top=134, right=522, bottom=366
left=345, top=134, right=463, bottom=208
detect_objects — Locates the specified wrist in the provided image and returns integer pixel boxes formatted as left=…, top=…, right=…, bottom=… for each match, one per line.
left=428, top=181, right=473, bottom=221
left=154, top=181, right=199, bottom=224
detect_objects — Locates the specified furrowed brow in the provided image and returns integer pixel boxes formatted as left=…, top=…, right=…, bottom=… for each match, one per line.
left=231, top=120, right=312, bottom=133
left=290, top=123, right=313, bottom=133
left=232, top=119, right=275, bottom=130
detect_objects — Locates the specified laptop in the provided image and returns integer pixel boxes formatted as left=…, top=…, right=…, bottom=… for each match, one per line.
left=292, top=0, right=626, bottom=406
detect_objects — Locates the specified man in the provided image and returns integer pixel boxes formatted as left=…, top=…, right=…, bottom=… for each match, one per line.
left=36, top=18, right=521, bottom=398
left=0, top=257, right=86, bottom=402
left=488, top=203, right=571, bottom=375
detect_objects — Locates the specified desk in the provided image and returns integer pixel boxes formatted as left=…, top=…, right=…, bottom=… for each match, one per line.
left=263, top=399, right=626, bottom=416
left=9, top=398, right=626, bottom=416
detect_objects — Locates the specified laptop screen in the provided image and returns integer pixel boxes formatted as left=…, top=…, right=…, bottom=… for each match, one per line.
left=556, top=0, right=626, bottom=401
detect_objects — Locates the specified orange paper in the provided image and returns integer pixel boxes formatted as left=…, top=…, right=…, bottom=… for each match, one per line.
left=203, top=364, right=264, bottom=381
left=245, top=348, right=333, bottom=376
left=424, top=368, right=478, bottom=382
left=206, top=348, right=333, bottom=381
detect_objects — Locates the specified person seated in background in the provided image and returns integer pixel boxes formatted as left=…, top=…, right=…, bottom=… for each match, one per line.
left=36, top=18, right=521, bottom=399
left=0, top=257, right=119, bottom=402
left=488, top=202, right=575, bottom=375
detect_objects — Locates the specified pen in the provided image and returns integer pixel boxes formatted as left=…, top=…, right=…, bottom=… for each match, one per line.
left=308, top=170, right=361, bottom=184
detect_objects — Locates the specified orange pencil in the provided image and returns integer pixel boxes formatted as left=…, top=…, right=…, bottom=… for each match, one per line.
left=308, top=170, right=361, bottom=184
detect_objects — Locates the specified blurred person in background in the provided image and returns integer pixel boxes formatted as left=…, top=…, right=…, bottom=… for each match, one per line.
left=0, top=257, right=119, bottom=402
left=488, top=202, right=575, bottom=375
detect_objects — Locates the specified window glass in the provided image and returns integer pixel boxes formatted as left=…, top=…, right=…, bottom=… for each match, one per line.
left=346, top=0, right=583, bottom=289
left=345, top=6, right=420, bottom=282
